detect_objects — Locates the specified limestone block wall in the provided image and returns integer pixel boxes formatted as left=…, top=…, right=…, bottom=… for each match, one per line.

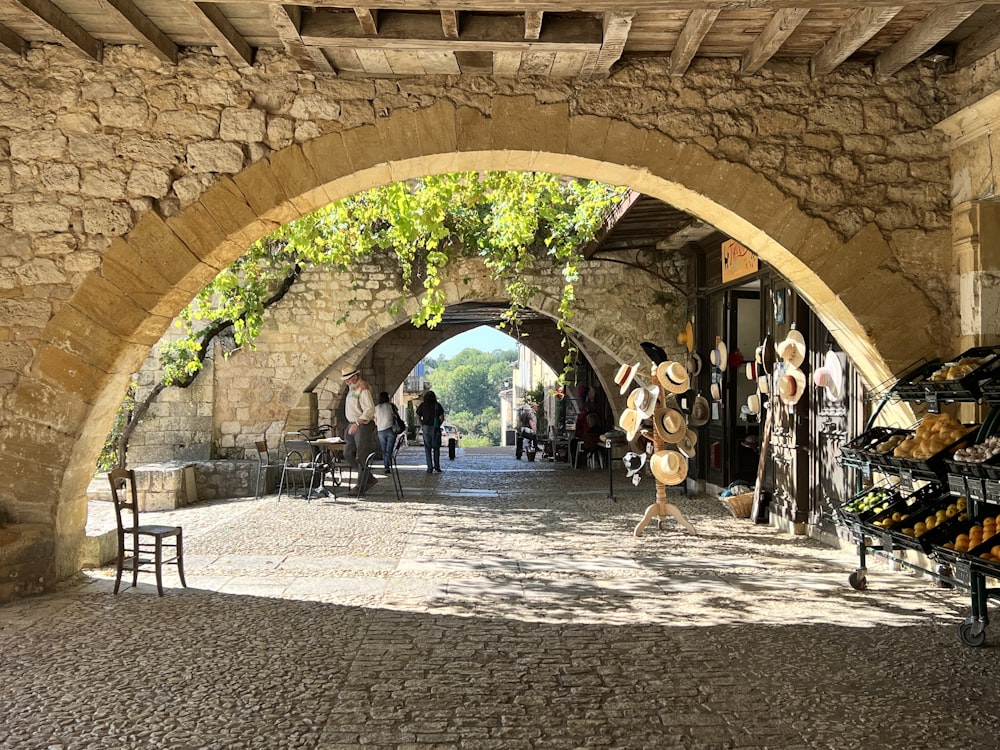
left=0, top=42, right=967, bottom=591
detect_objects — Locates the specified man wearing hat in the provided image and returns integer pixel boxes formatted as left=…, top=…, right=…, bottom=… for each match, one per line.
left=342, top=366, right=378, bottom=493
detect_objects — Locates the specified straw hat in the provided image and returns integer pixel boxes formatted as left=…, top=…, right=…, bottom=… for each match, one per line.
left=686, top=351, right=703, bottom=377
left=758, top=374, right=769, bottom=394
left=341, top=366, right=360, bottom=380
left=618, top=408, right=642, bottom=441
left=710, top=381, right=723, bottom=402
left=777, top=364, right=807, bottom=406
left=710, top=340, right=729, bottom=372
left=676, top=321, right=695, bottom=353
left=747, top=392, right=762, bottom=416
left=653, top=407, right=687, bottom=444
left=677, top=429, right=698, bottom=458
left=627, top=383, right=661, bottom=419
left=650, top=449, right=688, bottom=486
left=614, top=362, right=640, bottom=395
left=689, top=395, right=711, bottom=427
left=813, top=350, right=845, bottom=401
left=776, top=329, right=807, bottom=368
left=655, top=361, right=690, bottom=394
left=623, top=451, right=647, bottom=478
left=745, top=361, right=760, bottom=381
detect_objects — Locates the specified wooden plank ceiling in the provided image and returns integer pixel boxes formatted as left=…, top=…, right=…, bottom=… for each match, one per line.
left=0, top=1, right=997, bottom=79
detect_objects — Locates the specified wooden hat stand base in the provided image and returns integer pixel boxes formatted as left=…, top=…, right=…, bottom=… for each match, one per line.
left=633, top=425, right=697, bottom=537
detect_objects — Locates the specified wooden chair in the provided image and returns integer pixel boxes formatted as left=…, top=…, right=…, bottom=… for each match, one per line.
left=253, top=439, right=283, bottom=499
left=107, top=468, right=187, bottom=597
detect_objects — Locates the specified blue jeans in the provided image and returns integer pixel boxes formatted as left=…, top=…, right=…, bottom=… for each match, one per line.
left=421, top=425, right=441, bottom=470
left=377, top=428, right=395, bottom=470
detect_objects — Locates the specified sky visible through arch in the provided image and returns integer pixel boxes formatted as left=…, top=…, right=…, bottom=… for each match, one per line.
left=428, top=326, right=518, bottom=358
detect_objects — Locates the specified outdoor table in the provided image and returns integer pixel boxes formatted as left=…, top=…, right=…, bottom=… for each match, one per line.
left=310, top=438, right=349, bottom=496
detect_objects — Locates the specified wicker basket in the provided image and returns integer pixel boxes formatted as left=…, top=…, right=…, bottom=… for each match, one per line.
left=724, top=492, right=754, bottom=519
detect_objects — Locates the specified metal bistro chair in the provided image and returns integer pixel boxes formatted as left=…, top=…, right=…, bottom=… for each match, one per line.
left=278, top=439, right=323, bottom=501
left=107, top=468, right=187, bottom=597
left=359, top=432, right=406, bottom=501
left=254, top=439, right=283, bottom=499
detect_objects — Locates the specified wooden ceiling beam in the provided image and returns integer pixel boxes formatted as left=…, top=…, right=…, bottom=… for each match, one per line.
left=441, top=10, right=459, bottom=39
left=4, top=0, right=102, bottom=61
left=187, top=1, right=254, bottom=67
left=670, top=9, right=720, bottom=76
left=353, top=7, right=378, bottom=35
left=0, top=21, right=27, bottom=56
left=582, top=12, right=632, bottom=78
left=302, top=11, right=602, bottom=52
left=102, top=0, right=177, bottom=64
left=811, top=6, right=902, bottom=76
left=740, top=8, right=809, bottom=74
left=270, top=4, right=335, bottom=74
left=874, top=2, right=981, bottom=75
left=955, top=14, right=1000, bottom=67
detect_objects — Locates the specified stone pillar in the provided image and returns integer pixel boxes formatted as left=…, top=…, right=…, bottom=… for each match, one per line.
left=953, top=200, right=1000, bottom=351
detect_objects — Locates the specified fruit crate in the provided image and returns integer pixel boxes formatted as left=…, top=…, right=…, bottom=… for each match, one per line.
left=876, top=486, right=957, bottom=550
left=883, top=428, right=978, bottom=483
left=839, top=427, right=911, bottom=470
left=902, top=346, right=1000, bottom=404
left=836, top=484, right=900, bottom=523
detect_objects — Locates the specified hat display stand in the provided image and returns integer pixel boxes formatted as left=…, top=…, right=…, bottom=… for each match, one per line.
left=633, top=381, right=697, bottom=538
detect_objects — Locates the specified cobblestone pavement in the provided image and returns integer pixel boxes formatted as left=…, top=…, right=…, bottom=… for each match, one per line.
left=2, top=446, right=1000, bottom=749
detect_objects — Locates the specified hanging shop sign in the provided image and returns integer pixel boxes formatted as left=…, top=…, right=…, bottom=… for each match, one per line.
left=721, top=239, right=758, bottom=283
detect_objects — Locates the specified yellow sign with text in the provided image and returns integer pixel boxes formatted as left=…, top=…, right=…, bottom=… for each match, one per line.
left=721, top=240, right=758, bottom=283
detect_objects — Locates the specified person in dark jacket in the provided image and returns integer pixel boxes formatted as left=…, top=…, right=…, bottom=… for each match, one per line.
left=416, top=390, right=445, bottom=473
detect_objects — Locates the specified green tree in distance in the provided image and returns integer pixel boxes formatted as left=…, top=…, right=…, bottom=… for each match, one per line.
left=103, top=172, right=626, bottom=468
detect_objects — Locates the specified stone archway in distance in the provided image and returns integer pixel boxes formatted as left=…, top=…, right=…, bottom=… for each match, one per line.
left=11, top=97, right=939, bottom=585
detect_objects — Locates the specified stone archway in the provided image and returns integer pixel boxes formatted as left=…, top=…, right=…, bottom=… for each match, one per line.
left=3, top=97, right=942, bottom=588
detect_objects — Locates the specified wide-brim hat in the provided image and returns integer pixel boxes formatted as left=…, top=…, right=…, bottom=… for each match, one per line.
left=711, top=340, right=729, bottom=372
left=777, top=364, right=807, bottom=406
left=756, top=335, right=777, bottom=374
left=813, top=350, right=844, bottom=401
left=689, top=394, right=711, bottom=427
left=655, top=360, right=690, bottom=394
left=677, top=429, right=698, bottom=458
left=747, top=392, right=762, bottom=416
left=653, top=406, right=687, bottom=444
left=341, top=366, right=360, bottom=380
left=676, top=321, right=695, bottom=353
left=627, top=383, right=661, bottom=419
left=758, top=374, right=769, bottom=394
left=623, top=451, right=647, bottom=478
left=776, top=329, right=806, bottom=368
left=618, top=408, right=642, bottom=441
left=650, top=449, right=688, bottom=486
left=746, top=362, right=760, bottom=381
left=640, top=341, right=669, bottom=365
left=614, top=362, right=640, bottom=395
left=710, top=381, right=723, bottom=402
left=686, top=352, right=703, bottom=377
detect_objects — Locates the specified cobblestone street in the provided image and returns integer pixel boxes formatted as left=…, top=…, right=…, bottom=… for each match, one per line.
left=2, top=446, right=998, bottom=749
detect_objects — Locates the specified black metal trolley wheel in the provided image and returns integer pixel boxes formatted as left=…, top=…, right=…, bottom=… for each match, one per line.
left=848, top=569, right=868, bottom=591
left=958, top=617, right=987, bottom=647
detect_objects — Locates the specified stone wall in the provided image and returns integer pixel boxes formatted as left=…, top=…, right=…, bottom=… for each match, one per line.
left=0, top=48, right=955, bottom=431
left=0, top=41, right=969, bottom=593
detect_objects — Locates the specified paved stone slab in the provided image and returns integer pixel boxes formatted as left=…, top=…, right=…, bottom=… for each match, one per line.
left=3, top=447, right=998, bottom=749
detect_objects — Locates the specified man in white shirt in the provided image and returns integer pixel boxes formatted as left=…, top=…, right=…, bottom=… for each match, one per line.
left=341, top=366, right=377, bottom=494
